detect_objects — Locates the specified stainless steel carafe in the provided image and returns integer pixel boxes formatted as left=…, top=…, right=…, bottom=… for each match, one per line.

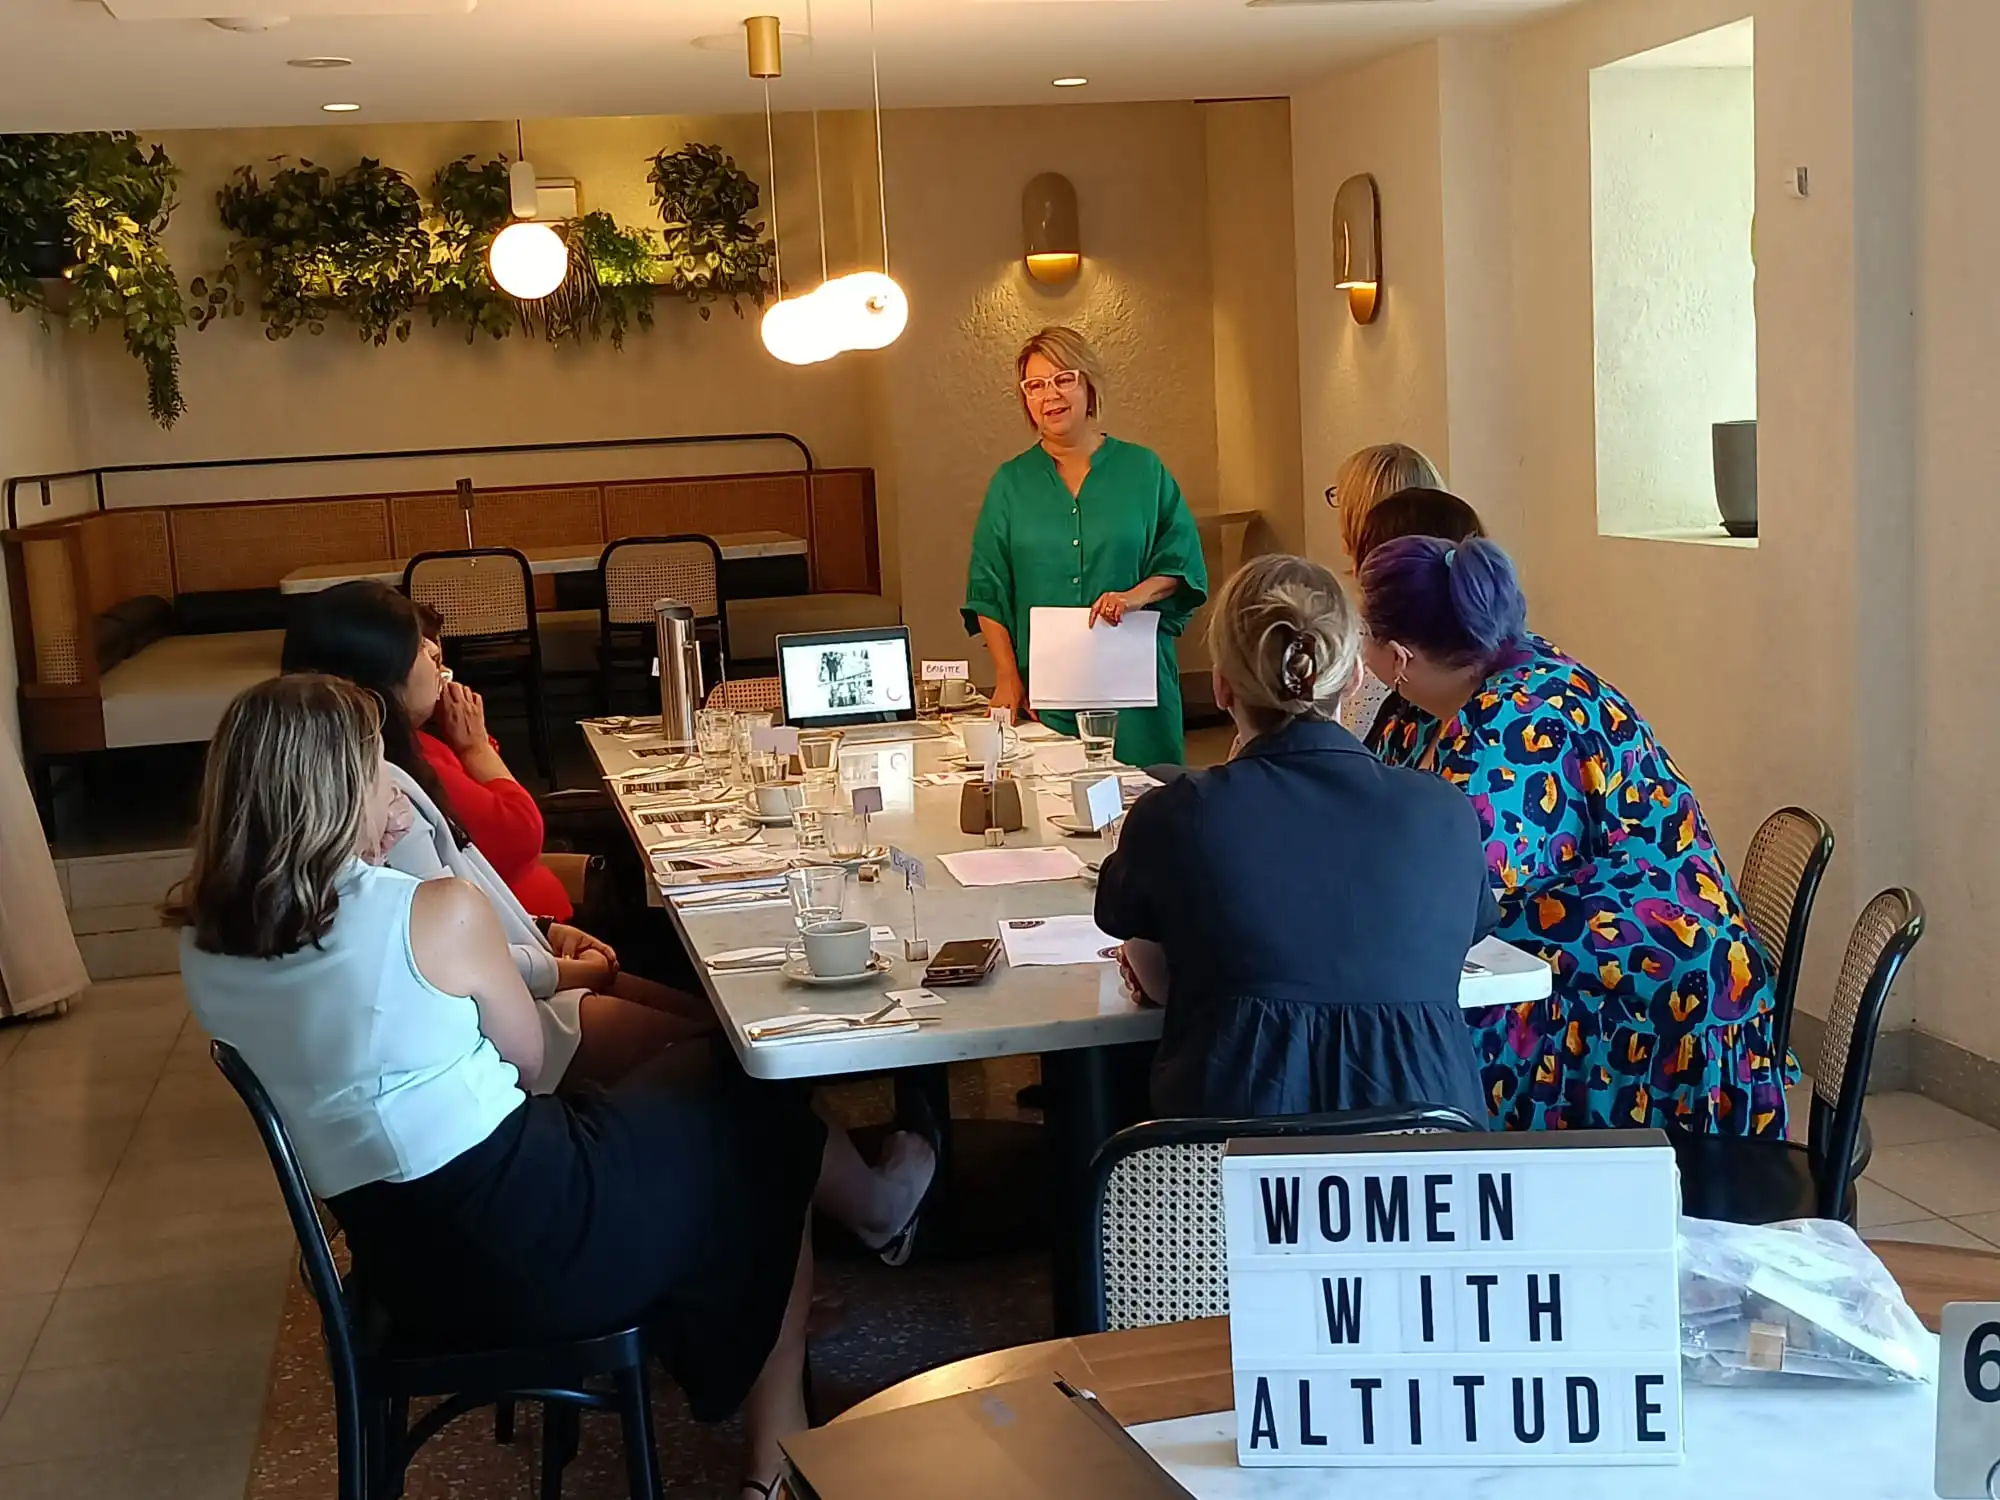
left=654, top=600, right=703, bottom=749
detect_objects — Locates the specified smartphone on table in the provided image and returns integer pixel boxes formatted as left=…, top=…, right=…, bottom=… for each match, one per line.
left=923, top=937, right=1002, bottom=987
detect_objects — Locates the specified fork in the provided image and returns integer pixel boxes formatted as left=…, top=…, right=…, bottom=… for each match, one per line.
left=746, top=1000, right=903, bottom=1041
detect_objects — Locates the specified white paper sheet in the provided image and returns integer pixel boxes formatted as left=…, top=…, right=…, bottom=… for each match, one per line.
left=937, top=846, right=1087, bottom=887
left=1027, top=606, right=1160, bottom=710
left=997, top=914, right=1120, bottom=967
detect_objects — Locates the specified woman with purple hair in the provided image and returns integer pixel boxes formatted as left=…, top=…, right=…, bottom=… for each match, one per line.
left=1359, top=536, right=1792, bottom=1136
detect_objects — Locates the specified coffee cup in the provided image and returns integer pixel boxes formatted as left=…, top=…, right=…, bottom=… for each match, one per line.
left=800, top=919, right=874, bottom=978
left=752, top=780, right=802, bottom=818
left=960, top=717, right=1019, bottom=766
left=940, top=677, right=976, bottom=709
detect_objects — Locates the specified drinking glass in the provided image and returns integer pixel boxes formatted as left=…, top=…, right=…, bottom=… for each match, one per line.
left=791, top=805, right=829, bottom=853
left=731, top=712, right=773, bottom=784
left=824, top=808, right=870, bottom=859
left=695, top=707, right=734, bottom=759
left=786, top=864, right=848, bottom=930
left=1077, top=709, right=1120, bottom=767
left=916, top=680, right=943, bottom=719
left=798, top=731, right=844, bottom=774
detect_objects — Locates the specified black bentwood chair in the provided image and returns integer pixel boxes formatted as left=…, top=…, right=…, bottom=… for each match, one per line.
left=211, top=1041, right=664, bottom=1500
left=1738, top=806, right=1838, bottom=1073
left=1670, top=888, right=1925, bottom=1227
left=404, top=547, right=555, bottom=786
left=1082, top=1105, right=1484, bottom=1335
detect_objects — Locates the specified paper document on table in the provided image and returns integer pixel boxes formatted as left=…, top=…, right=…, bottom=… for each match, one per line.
left=1026, top=607, right=1159, bottom=710
left=998, top=914, right=1119, bottom=968
left=936, top=845, right=1086, bottom=887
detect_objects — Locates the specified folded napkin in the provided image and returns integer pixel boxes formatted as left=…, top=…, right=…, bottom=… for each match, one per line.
left=707, top=946, right=790, bottom=973
left=743, top=1005, right=922, bottom=1046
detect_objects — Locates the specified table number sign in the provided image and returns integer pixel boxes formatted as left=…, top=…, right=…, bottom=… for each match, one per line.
left=1935, top=1302, right=2000, bottom=1497
left=1222, top=1129, right=1681, bottom=1470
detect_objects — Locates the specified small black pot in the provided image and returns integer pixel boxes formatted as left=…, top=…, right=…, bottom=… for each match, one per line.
left=1712, top=420, right=1758, bottom=539
left=19, top=219, right=72, bottom=280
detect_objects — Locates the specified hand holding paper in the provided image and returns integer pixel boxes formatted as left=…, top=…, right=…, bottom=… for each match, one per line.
left=1027, top=606, right=1159, bottom=710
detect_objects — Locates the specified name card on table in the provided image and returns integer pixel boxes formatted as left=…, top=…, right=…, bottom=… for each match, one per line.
left=751, top=724, right=801, bottom=756
left=1223, top=1130, right=1681, bottom=1470
left=921, top=659, right=970, bottom=680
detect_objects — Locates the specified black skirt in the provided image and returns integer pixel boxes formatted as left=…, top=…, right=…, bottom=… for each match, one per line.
left=329, top=1040, right=825, bottom=1422
left=1151, top=993, right=1488, bottom=1125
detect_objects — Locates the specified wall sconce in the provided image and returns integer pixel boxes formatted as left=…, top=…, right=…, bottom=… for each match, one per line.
left=1332, top=173, right=1381, bottom=324
left=1022, top=172, right=1081, bottom=286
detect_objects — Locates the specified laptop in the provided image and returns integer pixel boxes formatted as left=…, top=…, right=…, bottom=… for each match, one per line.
left=775, top=625, right=946, bottom=742
left=779, top=1376, right=1194, bottom=1500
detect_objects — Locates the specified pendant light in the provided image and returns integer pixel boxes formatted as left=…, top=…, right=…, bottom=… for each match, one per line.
left=488, top=121, right=569, bottom=302
left=844, top=0, right=907, bottom=352
left=752, top=20, right=838, bottom=365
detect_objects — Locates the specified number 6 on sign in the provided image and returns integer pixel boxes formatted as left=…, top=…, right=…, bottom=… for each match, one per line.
left=1937, top=1304, right=2000, bottom=1497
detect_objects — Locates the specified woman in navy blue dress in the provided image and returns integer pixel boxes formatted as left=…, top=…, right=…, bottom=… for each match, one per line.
left=1094, top=555, right=1496, bottom=1120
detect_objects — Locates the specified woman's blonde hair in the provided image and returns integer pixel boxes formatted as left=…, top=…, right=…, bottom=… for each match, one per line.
left=1207, top=554, right=1361, bottom=735
left=1332, top=443, right=1443, bottom=564
left=166, top=674, right=382, bottom=959
left=1016, top=325, right=1104, bottom=425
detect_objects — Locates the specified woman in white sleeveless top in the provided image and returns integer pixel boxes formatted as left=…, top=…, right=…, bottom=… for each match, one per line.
left=174, top=676, right=930, bottom=1497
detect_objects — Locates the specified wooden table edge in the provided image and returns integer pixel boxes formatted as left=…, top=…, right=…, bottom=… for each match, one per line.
left=833, top=1238, right=2000, bottom=1429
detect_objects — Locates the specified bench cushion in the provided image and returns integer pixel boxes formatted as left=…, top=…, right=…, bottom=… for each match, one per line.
left=724, top=593, right=901, bottom=662
left=99, top=630, right=286, bottom=749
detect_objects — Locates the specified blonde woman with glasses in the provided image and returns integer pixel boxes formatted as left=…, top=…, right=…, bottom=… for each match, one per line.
left=963, top=325, right=1208, bottom=767
left=1323, top=442, right=1444, bottom=737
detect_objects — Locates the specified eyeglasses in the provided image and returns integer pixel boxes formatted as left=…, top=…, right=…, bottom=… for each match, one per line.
left=1020, top=369, right=1083, bottom=400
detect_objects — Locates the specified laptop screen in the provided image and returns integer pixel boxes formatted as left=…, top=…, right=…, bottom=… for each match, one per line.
left=777, top=626, right=916, bottom=728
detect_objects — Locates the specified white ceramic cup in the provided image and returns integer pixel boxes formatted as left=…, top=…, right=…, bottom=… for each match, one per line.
left=960, top=717, right=1019, bottom=765
left=800, top=919, right=874, bottom=978
left=940, top=677, right=976, bottom=709
left=752, top=781, right=802, bottom=818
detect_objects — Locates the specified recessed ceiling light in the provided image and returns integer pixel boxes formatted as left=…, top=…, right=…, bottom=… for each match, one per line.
left=1053, top=77, right=1088, bottom=87
left=288, top=56, right=354, bottom=69
left=321, top=102, right=362, bottom=113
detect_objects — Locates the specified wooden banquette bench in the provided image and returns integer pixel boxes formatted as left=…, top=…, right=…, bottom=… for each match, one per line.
left=4, top=466, right=890, bottom=780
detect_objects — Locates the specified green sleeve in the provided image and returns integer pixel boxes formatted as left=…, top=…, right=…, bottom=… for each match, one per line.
left=1145, top=464, right=1209, bottom=639
left=961, top=468, right=1015, bottom=638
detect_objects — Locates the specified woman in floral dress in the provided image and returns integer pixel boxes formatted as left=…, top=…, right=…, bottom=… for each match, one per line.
left=1359, top=536, right=1793, bottom=1135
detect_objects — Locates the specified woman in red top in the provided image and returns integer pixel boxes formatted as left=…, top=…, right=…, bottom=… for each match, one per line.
left=418, top=675, right=572, bottom=920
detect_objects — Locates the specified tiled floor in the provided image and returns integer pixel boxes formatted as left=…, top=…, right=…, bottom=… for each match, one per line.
left=1, top=979, right=1997, bottom=1499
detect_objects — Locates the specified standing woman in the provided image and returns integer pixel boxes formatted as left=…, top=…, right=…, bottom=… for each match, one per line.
left=1359, top=536, right=1791, bottom=1137
left=963, top=327, right=1208, bottom=767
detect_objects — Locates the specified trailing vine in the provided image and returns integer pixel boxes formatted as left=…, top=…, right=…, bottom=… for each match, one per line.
left=426, top=153, right=515, bottom=343
left=647, top=142, right=778, bottom=319
left=0, top=132, right=187, bottom=427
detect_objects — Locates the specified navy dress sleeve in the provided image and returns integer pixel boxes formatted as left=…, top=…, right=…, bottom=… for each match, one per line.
left=1093, top=782, right=1177, bottom=942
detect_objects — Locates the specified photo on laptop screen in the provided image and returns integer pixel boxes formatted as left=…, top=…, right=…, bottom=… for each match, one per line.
left=778, top=627, right=916, bottom=728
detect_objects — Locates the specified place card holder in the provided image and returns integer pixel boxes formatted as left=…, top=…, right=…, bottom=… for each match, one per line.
left=959, top=776, right=1025, bottom=835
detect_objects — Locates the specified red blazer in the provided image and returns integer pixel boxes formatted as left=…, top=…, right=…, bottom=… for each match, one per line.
left=416, top=730, right=572, bottom=921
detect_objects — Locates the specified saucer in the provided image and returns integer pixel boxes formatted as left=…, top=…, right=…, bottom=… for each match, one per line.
left=781, top=953, right=895, bottom=987
left=742, top=795, right=797, bottom=827
left=1047, top=814, right=1103, bottom=838
left=825, top=845, right=890, bottom=868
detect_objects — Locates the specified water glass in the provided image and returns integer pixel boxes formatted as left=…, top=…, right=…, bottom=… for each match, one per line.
left=824, top=808, right=871, bottom=859
left=916, top=680, right=943, bottom=719
left=792, top=805, right=830, bottom=853
left=798, top=731, right=843, bottom=774
left=695, top=708, right=734, bottom=763
left=787, top=864, right=848, bottom=930
left=1077, top=709, right=1120, bottom=767
left=800, top=772, right=844, bottom=810
left=731, top=711, right=773, bottom=783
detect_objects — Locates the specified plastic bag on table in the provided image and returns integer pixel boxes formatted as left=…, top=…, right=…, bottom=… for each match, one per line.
left=1679, top=1215, right=1936, bottom=1386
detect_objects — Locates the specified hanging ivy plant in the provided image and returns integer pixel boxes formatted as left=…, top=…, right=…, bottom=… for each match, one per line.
left=0, top=132, right=187, bottom=427
left=194, top=157, right=431, bottom=345
left=646, top=142, right=778, bottom=319
left=426, top=153, right=516, bottom=344
left=539, top=212, right=664, bottom=348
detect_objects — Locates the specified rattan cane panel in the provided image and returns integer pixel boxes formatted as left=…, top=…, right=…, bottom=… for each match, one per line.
left=98, top=509, right=174, bottom=607
left=170, top=499, right=391, bottom=595
left=469, top=486, right=604, bottom=552
left=603, top=541, right=719, bottom=624
left=23, top=536, right=82, bottom=685
left=1100, top=1142, right=1231, bottom=1331
left=390, top=493, right=473, bottom=557
left=704, top=676, right=782, bottom=713
left=809, top=470, right=876, bottom=592
left=604, top=476, right=809, bottom=544
left=1814, top=891, right=1915, bottom=1110
left=407, top=554, right=533, bottom=638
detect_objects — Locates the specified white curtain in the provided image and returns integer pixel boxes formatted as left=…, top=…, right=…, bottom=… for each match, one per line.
left=0, top=733, right=87, bottom=1017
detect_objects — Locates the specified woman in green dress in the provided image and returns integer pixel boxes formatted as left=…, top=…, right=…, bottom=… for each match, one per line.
left=962, top=326, right=1209, bottom=767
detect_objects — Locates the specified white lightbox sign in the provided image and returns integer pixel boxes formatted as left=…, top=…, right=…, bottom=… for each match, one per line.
left=1223, top=1129, right=1682, bottom=1469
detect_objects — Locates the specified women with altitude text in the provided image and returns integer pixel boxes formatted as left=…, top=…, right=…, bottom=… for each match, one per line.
left=1094, top=555, right=1495, bottom=1120
left=1360, top=536, right=1791, bottom=1135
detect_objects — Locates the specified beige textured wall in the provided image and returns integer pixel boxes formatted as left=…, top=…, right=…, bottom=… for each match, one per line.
left=0, top=319, right=93, bottom=756
left=1291, top=42, right=1453, bottom=572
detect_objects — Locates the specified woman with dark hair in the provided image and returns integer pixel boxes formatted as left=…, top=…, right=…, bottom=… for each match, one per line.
left=172, top=676, right=931, bottom=1498
left=1360, top=537, right=1791, bottom=1137
left=1343, top=486, right=1488, bottom=740
left=282, top=581, right=709, bottom=1091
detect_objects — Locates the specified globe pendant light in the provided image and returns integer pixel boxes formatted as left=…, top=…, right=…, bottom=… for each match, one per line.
left=488, top=124, right=568, bottom=302
left=855, top=0, right=906, bottom=353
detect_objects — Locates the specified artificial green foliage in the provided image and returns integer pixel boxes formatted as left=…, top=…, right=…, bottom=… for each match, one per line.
left=427, top=154, right=516, bottom=343
left=646, top=142, right=777, bottom=320
left=539, top=211, right=664, bottom=348
left=0, top=132, right=187, bottom=427
left=196, top=157, right=431, bottom=345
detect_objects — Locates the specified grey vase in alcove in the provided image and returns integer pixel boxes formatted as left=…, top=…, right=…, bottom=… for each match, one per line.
left=1713, top=419, right=1757, bottom=538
